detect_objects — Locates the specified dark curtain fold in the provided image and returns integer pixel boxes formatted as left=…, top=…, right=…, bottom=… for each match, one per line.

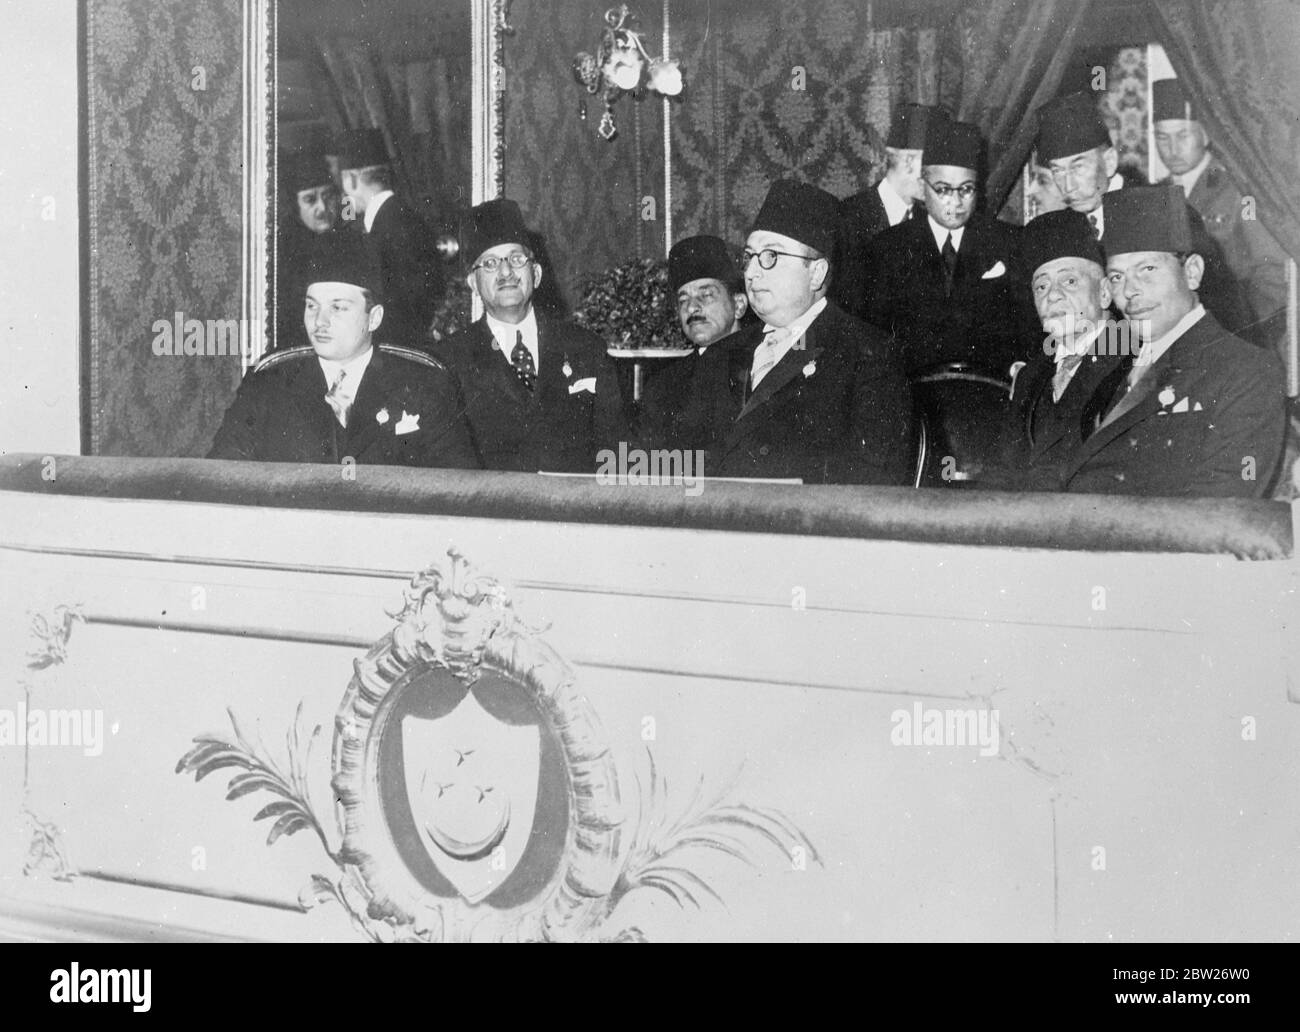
left=1144, top=0, right=1300, bottom=260
left=939, top=0, right=1092, bottom=213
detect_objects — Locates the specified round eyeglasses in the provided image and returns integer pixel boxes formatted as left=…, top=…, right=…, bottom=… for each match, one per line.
left=923, top=180, right=978, bottom=200
left=472, top=252, right=533, bottom=273
left=741, top=248, right=815, bottom=270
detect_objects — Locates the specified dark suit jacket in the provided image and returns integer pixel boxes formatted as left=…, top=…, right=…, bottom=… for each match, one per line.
left=861, top=212, right=1038, bottom=377
left=1060, top=312, right=1287, bottom=497
left=207, top=344, right=479, bottom=468
left=986, top=347, right=1126, bottom=490
left=675, top=300, right=914, bottom=485
left=433, top=315, right=628, bottom=473
left=635, top=349, right=699, bottom=449
left=365, top=195, right=443, bottom=348
left=833, top=184, right=917, bottom=319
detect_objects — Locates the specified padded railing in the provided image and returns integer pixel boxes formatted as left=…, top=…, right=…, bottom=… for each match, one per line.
left=0, top=454, right=1292, bottom=559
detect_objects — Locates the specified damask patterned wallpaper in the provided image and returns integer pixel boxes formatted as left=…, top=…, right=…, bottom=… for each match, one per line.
left=1104, top=46, right=1148, bottom=181
left=85, top=0, right=245, bottom=456
left=504, top=0, right=953, bottom=293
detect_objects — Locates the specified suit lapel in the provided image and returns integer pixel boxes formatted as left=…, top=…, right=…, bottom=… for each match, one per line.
left=736, top=335, right=823, bottom=422
left=340, top=348, right=392, bottom=457
left=468, top=318, right=532, bottom=406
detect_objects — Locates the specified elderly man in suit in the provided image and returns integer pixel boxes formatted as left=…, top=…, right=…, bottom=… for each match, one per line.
left=986, top=209, right=1126, bottom=489
left=676, top=179, right=913, bottom=485
left=834, top=104, right=946, bottom=319
left=1060, top=185, right=1286, bottom=497
left=1152, top=78, right=1289, bottom=353
left=275, top=149, right=341, bottom=351
left=1035, top=92, right=1250, bottom=338
left=209, top=239, right=478, bottom=467
left=637, top=234, right=749, bottom=447
left=433, top=198, right=627, bottom=473
left=335, top=128, right=443, bottom=349
left=861, top=119, right=1037, bottom=378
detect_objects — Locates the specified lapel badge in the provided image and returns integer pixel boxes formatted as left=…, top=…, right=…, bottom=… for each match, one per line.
left=376, top=407, right=390, bottom=425
left=561, top=359, right=573, bottom=379
left=1157, top=386, right=1176, bottom=408
left=802, top=360, right=817, bottom=379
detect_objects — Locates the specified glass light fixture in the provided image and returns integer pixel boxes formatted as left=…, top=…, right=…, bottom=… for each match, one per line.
left=572, top=4, right=683, bottom=141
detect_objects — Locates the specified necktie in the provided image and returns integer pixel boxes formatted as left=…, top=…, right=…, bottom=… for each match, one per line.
left=510, top=330, right=536, bottom=391
left=1051, top=352, right=1086, bottom=402
left=750, top=326, right=792, bottom=391
left=324, top=369, right=350, bottom=428
left=1087, top=212, right=1100, bottom=239
left=942, top=234, right=958, bottom=295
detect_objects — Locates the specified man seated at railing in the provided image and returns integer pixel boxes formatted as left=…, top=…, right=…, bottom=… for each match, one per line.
left=1058, top=185, right=1286, bottom=497
left=431, top=198, right=627, bottom=473
left=208, top=237, right=479, bottom=469
left=675, top=179, right=913, bottom=485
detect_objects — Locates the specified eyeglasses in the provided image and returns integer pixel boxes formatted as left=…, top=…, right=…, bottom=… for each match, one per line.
left=923, top=180, right=978, bottom=200
left=472, top=252, right=532, bottom=273
left=741, top=248, right=815, bottom=270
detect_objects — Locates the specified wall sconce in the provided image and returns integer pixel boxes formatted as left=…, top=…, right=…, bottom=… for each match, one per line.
left=572, top=4, right=683, bottom=141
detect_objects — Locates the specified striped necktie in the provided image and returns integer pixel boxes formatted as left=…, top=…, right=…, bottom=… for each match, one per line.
left=750, top=326, right=792, bottom=391
left=324, top=369, right=350, bottom=428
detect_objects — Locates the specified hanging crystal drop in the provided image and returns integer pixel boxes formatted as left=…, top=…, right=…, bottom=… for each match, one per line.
left=598, top=106, right=617, bottom=140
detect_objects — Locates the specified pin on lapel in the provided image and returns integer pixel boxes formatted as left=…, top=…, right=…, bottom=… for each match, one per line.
left=803, top=360, right=817, bottom=378
left=376, top=407, right=390, bottom=425
left=562, top=359, right=573, bottom=378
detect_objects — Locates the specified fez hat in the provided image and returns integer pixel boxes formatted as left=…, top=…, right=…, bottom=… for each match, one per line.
left=335, top=128, right=390, bottom=171
left=750, top=179, right=840, bottom=258
left=669, top=235, right=741, bottom=294
left=462, top=198, right=532, bottom=265
left=1022, top=209, right=1105, bottom=275
left=280, top=149, right=334, bottom=196
left=303, top=232, right=384, bottom=299
left=1102, top=185, right=1194, bottom=256
left=886, top=104, right=946, bottom=151
left=923, top=119, right=983, bottom=171
left=1152, top=79, right=1197, bottom=122
left=1036, top=92, right=1112, bottom=162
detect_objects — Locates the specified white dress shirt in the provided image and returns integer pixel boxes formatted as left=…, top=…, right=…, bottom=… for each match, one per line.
left=318, top=345, right=375, bottom=406
left=362, top=189, right=394, bottom=233
left=928, top=217, right=965, bottom=253
left=487, top=307, right=540, bottom=372
left=878, top=179, right=913, bottom=227
left=1129, top=303, right=1205, bottom=387
left=751, top=297, right=828, bottom=387
left=1169, top=152, right=1212, bottom=197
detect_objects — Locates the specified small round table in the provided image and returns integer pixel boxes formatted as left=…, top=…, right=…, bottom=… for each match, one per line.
left=606, top=346, right=694, bottom=402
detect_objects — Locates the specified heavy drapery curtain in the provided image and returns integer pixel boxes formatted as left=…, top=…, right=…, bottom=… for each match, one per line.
left=307, top=37, right=466, bottom=222
left=1144, top=0, right=1300, bottom=261
left=939, top=0, right=1093, bottom=213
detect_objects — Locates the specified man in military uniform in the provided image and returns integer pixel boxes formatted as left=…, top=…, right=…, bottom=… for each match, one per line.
left=638, top=234, right=749, bottom=448
left=676, top=179, right=913, bottom=485
left=1035, top=91, right=1250, bottom=336
left=209, top=238, right=478, bottom=468
left=433, top=198, right=627, bottom=473
left=336, top=128, right=443, bottom=349
left=1153, top=78, right=1289, bottom=353
left=1060, top=186, right=1286, bottom=497
left=834, top=104, right=946, bottom=319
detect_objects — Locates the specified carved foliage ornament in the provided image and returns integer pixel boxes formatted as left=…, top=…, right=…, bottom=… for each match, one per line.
left=179, top=549, right=815, bottom=942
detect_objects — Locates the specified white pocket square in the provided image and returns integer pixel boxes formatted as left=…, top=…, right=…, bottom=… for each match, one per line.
left=981, top=261, right=1007, bottom=279
left=395, top=410, right=421, bottom=435
left=568, top=377, right=597, bottom=395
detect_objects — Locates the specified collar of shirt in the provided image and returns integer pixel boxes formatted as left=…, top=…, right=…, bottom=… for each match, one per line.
left=487, top=307, right=540, bottom=371
left=761, top=297, right=828, bottom=365
left=1130, top=303, right=1205, bottom=385
left=317, top=345, right=375, bottom=403
left=878, top=179, right=912, bottom=226
left=927, top=216, right=965, bottom=253
left=1173, top=152, right=1212, bottom=196
left=363, top=190, right=394, bottom=233
left=1055, top=320, right=1107, bottom=365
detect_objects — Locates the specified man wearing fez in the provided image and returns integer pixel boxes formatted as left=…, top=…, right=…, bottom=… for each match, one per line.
left=276, top=149, right=340, bottom=350
left=861, top=119, right=1036, bottom=377
left=1153, top=78, right=1288, bottom=353
left=209, top=236, right=478, bottom=468
left=988, top=208, right=1125, bottom=488
left=1035, top=91, right=1249, bottom=336
left=1058, top=185, right=1285, bottom=497
left=638, top=235, right=750, bottom=446
left=433, top=198, right=627, bottom=473
left=676, top=179, right=913, bottom=485
left=835, top=104, right=946, bottom=319
left=335, top=128, right=443, bottom=348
